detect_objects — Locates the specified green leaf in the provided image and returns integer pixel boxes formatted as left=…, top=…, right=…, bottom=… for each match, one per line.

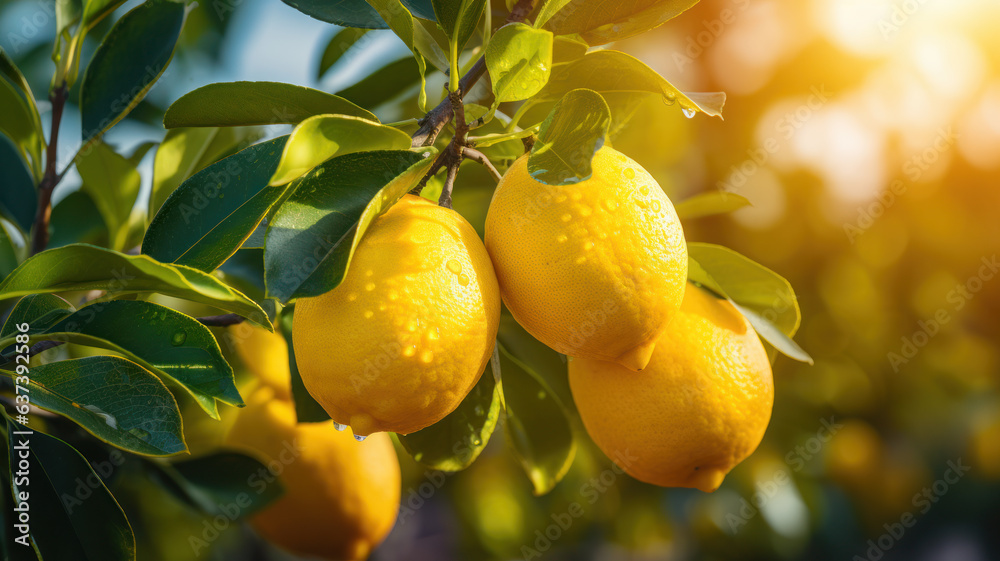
left=537, top=50, right=725, bottom=127
left=486, top=23, right=553, bottom=103
left=0, top=135, right=36, bottom=233
left=1, top=356, right=186, bottom=456
left=317, top=28, right=370, bottom=79
left=0, top=294, right=74, bottom=338
left=539, top=0, right=698, bottom=46
left=4, top=300, right=243, bottom=415
left=364, top=0, right=449, bottom=108
left=80, top=0, right=186, bottom=143
left=686, top=243, right=812, bottom=364
left=397, top=362, right=501, bottom=471
left=528, top=88, right=610, bottom=186
left=80, top=0, right=129, bottom=29
left=49, top=190, right=109, bottom=249
left=163, top=82, right=376, bottom=128
left=498, top=344, right=575, bottom=495
left=432, top=0, right=486, bottom=51
left=264, top=150, right=434, bottom=303
left=279, top=0, right=435, bottom=28
left=0, top=244, right=271, bottom=328
left=0, top=220, right=21, bottom=280
left=152, top=452, right=284, bottom=516
left=125, top=140, right=157, bottom=165
left=143, top=136, right=290, bottom=272
left=279, top=310, right=330, bottom=423
left=151, top=126, right=263, bottom=217
left=0, top=49, right=44, bottom=179
left=336, top=57, right=423, bottom=109
left=269, top=116, right=412, bottom=186
left=674, top=191, right=751, bottom=220
left=76, top=140, right=141, bottom=251
left=4, top=414, right=136, bottom=560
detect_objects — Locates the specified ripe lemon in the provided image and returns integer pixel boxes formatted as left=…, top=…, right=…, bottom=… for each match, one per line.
left=293, top=194, right=501, bottom=436
left=226, top=386, right=400, bottom=560
left=568, top=283, right=773, bottom=491
left=228, top=325, right=292, bottom=399
left=484, top=147, right=687, bottom=371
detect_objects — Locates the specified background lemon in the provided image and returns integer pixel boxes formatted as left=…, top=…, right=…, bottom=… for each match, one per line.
left=484, top=147, right=687, bottom=371
left=226, top=385, right=401, bottom=561
left=568, top=283, right=773, bottom=491
left=228, top=324, right=292, bottom=399
left=293, top=194, right=500, bottom=436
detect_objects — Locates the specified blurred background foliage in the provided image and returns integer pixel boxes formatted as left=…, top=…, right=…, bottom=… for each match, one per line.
left=2, top=0, right=999, bottom=559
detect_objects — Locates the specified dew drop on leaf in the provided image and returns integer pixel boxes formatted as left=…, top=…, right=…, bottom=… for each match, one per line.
left=171, top=331, right=187, bottom=346
left=537, top=390, right=547, bottom=400
left=682, top=107, right=696, bottom=119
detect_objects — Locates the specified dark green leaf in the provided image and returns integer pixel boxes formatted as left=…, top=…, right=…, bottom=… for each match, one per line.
left=528, top=88, right=610, bottom=185
left=0, top=49, right=44, bottom=179
left=280, top=0, right=434, bottom=28
left=279, top=309, right=330, bottom=422
left=686, top=243, right=812, bottom=364
left=264, top=150, right=434, bottom=303
left=317, top=28, right=370, bottom=79
left=0, top=244, right=271, bottom=327
left=432, top=0, right=486, bottom=50
left=7, top=300, right=243, bottom=414
left=336, top=57, right=423, bottom=109
left=674, top=191, right=751, bottom=220
left=270, top=116, right=411, bottom=185
left=499, top=344, right=576, bottom=495
left=143, top=136, right=290, bottom=272
left=485, top=23, right=553, bottom=103
left=151, top=126, right=263, bottom=217
left=80, top=0, right=185, bottom=143
left=150, top=452, right=284, bottom=516
left=1, top=356, right=186, bottom=455
left=49, top=190, right=109, bottom=249
left=0, top=134, right=36, bottom=232
left=398, top=362, right=501, bottom=471
left=163, top=82, right=376, bottom=128
left=0, top=294, right=74, bottom=338
left=76, top=140, right=141, bottom=251
left=0, top=220, right=21, bottom=280
left=4, top=413, right=135, bottom=560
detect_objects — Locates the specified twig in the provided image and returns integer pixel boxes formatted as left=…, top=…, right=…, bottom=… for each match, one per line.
left=410, top=152, right=448, bottom=196
left=410, top=0, right=538, bottom=149
left=31, top=84, right=69, bottom=255
left=196, top=313, right=248, bottom=327
left=439, top=160, right=460, bottom=209
left=462, top=147, right=503, bottom=183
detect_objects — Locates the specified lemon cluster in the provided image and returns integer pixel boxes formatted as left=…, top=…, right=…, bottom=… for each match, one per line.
left=293, top=146, right=774, bottom=492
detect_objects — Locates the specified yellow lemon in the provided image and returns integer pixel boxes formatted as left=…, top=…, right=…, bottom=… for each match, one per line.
left=226, top=386, right=400, bottom=560
left=568, top=283, right=773, bottom=491
left=228, top=325, right=292, bottom=399
left=485, top=147, right=687, bottom=370
left=293, top=194, right=501, bottom=436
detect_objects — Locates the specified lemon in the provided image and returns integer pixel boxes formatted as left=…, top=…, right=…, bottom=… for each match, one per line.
left=226, top=386, right=400, bottom=561
left=228, top=325, right=292, bottom=399
left=568, top=283, right=773, bottom=491
left=293, top=194, right=501, bottom=436
left=484, top=147, right=687, bottom=371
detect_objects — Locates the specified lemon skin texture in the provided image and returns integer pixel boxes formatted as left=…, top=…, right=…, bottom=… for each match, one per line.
left=484, top=147, right=687, bottom=371
left=293, top=194, right=501, bottom=436
left=568, top=284, right=774, bottom=492
left=226, top=386, right=401, bottom=561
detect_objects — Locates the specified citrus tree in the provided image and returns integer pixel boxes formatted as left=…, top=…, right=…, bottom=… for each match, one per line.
left=0, top=0, right=813, bottom=558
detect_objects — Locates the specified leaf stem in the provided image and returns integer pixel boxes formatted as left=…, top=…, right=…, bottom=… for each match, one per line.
left=462, top=147, right=503, bottom=183
left=31, top=83, right=69, bottom=256
left=468, top=125, right=540, bottom=147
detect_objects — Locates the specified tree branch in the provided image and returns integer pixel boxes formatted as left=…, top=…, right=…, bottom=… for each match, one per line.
left=410, top=0, right=538, bottom=149
left=462, top=147, right=503, bottom=183
left=31, top=84, right=69, bottom=255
